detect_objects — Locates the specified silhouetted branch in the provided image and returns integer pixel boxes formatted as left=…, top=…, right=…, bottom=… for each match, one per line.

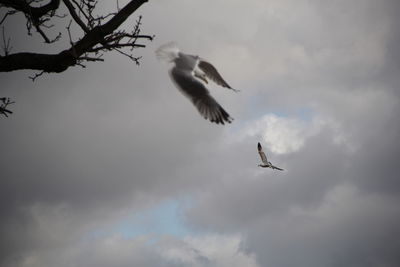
left=0, top=97, right=15, bottom=117
left=29, top=70, right=45, bottom=81
left=0, top=10, right=17, bottom=25
left=0, top=0, right=61, bottom=21
left=0, top=0, right=153, bottom=77
left=62, top=0, right=89, bottom=32
left=0, top=0, right=62, bottom=43
left=1, top=26, right=12, bottom=55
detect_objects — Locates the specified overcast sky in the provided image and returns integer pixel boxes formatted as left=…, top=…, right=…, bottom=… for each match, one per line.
left=1, top=0, right=400, bottom=267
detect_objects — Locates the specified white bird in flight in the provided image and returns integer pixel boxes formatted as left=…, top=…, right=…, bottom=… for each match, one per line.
left=156, top=42, right=238, bottom=125
left=257, top=142, right=284, bottom=171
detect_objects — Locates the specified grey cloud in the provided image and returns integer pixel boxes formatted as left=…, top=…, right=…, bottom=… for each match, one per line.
left=186, top=127, right=350, bottom=230
left=244, top=187, right=400, bottom=267
left=1, top=0, right=400, bottom=267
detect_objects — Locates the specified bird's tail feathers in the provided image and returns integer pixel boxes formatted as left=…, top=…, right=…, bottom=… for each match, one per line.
left=155, top=42, right=180, bottom=63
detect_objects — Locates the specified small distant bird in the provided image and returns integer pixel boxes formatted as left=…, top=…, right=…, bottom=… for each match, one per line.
left=257, top=142, right=283, bottom=170
left=156, top=42, right=238, bottom=125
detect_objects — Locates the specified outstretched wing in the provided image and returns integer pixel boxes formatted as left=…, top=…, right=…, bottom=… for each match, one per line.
left=257, top=142, right=268, bottom=164
left=170, top=67, right=233, bottom=125
left=198, top=60, right=239, bottom=92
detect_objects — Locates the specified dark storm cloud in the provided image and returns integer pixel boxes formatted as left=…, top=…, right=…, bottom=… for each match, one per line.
left=0, top=60, right=225, bottom=264
left=186, top=121, right=400, bottom=266
left=1, top=2, right=233, bottom=264
left=185, top=127, right=348, bottom=227
left=182, top=1, right=400, bottom=266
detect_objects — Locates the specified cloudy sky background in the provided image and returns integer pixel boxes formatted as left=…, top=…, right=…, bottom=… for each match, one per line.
left=1, top=0, right=400, bottom=266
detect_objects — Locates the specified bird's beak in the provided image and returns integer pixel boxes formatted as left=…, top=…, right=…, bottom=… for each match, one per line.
left=195, top=73, right=208, bottom=84
left=201, top=76, right=208, bottom=84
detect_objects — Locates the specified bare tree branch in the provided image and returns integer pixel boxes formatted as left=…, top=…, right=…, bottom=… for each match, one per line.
left=1, top=26, right=12, bottom=55
left=29, top=70, right=45, bottom=81
left=1, top=0, right=62, bottom=43
left=0, top=0, right=61, bottom=22
left=0, top=0, right=153, bottom=76
left=62, top=0, right=89, bottom=32
left=0, top=97, right=15, bottom=117
left=0, top=10, right=18, bottom=25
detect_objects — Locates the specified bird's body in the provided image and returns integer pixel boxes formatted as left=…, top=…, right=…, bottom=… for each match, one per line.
left=257, top=142, right=284, bottom=171
left=156, top=42, right=237, bottom=125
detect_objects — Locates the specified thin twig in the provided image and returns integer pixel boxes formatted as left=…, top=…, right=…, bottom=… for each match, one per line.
left=0, top=10, right=18, bottom=25
left=0, top=97, right=15, bottom=117
left=29, top=70, right=45, bottom=81
left=1, top=26, right=12, bottom=55
left=63, top=0, right=89, bottom=32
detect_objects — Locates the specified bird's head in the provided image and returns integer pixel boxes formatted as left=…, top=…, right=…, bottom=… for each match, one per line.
left=155, top=42, right=180, bottom=63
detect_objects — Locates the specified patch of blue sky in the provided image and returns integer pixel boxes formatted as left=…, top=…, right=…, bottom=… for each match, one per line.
left=85, top=197, right=196, bottom=241
left=295, top=107, right=313, bottom=121
left=268, top=107, right=314, bottom=121
left=116, top=198, right=190, bottom=238
left=243, top=87, right=316, bottom=120
left=246, top=94, right=314, bottom=121
left=247, top=96, right=313, bottom=121
left=227, top=106, right=315, bottom=139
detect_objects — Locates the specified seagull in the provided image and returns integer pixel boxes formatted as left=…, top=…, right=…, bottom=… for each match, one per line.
left=156, top=42, right=238, bottom=125
left=257, top=142, right=284, bottom=171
